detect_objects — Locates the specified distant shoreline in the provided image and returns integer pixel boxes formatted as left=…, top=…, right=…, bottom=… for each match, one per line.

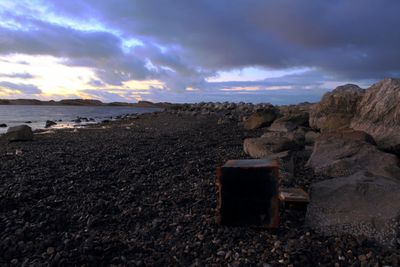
left=0, top=98, right=162, bottom=108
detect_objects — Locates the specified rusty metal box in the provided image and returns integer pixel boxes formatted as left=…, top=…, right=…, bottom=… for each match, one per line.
left=216, top=159, right=280, bottom=227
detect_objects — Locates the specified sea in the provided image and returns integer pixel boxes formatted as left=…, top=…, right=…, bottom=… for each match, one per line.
left=0, top=105, right=162, bottom=134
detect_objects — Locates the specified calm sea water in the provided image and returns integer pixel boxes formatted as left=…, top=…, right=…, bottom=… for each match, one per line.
left=0, top=105, right=162, bottom=133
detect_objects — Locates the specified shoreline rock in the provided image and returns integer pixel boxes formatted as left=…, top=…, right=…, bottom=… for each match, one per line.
left=4, top=125, right=34, bottom=142
left=309, top=84, right=364, bottom=132
left=306, top=130, right=399, bottom=178
left=45, top=120, right=57, bottom=128
left=306, top=171, right=400, bottom=246
left=351, top=78, right=400, bottom=155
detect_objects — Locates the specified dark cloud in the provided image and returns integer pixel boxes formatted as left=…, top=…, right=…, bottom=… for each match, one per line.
left=0, top=11, right=212, bottom=88
left=45, top=0, right=400, bottom=80
left=0, top=81, right=42, bottom=94
left=0, top=14, right=121, bottom=58
left=0, top=0, right=399, bottom=103
left=0, top=72, right=35, bottom=79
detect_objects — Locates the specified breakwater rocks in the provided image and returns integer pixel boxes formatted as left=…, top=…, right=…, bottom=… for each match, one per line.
left=239, top=78, right=400, bottom=248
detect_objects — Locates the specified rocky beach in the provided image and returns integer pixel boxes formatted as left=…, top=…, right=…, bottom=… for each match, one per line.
left=1, top=78, right=400, bottom=266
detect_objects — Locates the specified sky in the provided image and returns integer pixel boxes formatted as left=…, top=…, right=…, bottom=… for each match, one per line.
left=0, top=1, right=399, bottom=104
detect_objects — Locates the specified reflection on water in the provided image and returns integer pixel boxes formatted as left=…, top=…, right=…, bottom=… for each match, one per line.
left=0, top=105, right=161, bottom=133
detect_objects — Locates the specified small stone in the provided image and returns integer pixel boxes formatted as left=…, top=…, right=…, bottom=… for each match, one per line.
left=196, top=233, right=204, bottom=241
left=358, top=254, right=367, bottom=262
left=45, top=120, right=57, bottom=128
left=216, top=251, right=225, bottom=256
left=46, top=247, right=55, bottom=255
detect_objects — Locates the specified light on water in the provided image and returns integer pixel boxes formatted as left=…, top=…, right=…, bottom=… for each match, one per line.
left=0, top=105, right=161, bottom=133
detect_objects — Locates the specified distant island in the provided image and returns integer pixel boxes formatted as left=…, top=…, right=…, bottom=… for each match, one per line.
left=0, top=98, right=163, bottom=108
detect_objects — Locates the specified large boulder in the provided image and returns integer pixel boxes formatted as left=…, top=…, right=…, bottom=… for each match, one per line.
left=309, top=84, right=364, bottom=132
left=306, top=171, right=400, bottom=246
left=243, top=109, right=278, bottom=130
left=5, top=125, right=34, bottom=142
left=243, top=132, right=304, bottom=158
left=278, top=102, right=313, bottom=116
left=306, top=130, right=400, bottom=178
left=351, top=78, right=400, bottom=154
left=269, top=112, right=309, bottom=132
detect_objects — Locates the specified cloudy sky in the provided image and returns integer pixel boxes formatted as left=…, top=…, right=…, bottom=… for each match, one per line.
left=0, top=0, right=399, bottom=104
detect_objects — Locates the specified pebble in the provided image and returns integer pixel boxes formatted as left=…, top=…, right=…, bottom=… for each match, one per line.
left=358, top=254, right=367, bottom=262
left=216, top=251, right=225, bottom=257
left=46, top=247, right=55, bottom=255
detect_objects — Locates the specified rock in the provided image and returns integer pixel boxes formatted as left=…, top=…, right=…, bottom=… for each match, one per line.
left=217, top=118, right=229, bottom=125
left=46, top=247, right=55, bottom=255
left=268, top=119, right=297, bottom=132
left=310, top=84, right=364, bottom=132
left=306, top=130, right=400, bottom=178
left=5, top=125, right=34, bottom=142
left=73, top=118, right=82, bottom=123
left=0, top=123, right=7, bottom=127
left=261, top=131, right=305, bottom=144
left=45, top=120, right=57, bottom=128
left=306, top=171, right=400, bottom=246
left=243, top=132, right=304, bottom=158
left=243, top=109, right=278, bottom=130
left=278, top=103, right=313, bottom=115
left=351, top=78, right=400, bottom=154
left=304, top=131, right=320, bottom=145
left=269, top=111, right=309, bottom=132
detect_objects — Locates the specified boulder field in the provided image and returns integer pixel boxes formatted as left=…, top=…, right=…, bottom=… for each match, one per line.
left=310, top=77, right=400, bottom=155
left=241, top=78, right=400, bottom=246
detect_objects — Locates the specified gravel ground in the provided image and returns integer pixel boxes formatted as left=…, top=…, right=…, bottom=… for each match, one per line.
left=0, top=112, right=398, bottom=266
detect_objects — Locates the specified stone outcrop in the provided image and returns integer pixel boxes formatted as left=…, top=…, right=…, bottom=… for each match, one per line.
left=5, top=125, right=34, bottom=142
left=306, top=130, right=400, bottom=178
left=306, top=171, right=400, bottom=246
left=269, top=112, right=309, bottom=132
left=309, top=84, right=364, bottom=132
left=243, top=109, right=278, bottom=130
left=351, top=78, right=400, bottom=154
left=243, top=132, right=304, bottom=158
